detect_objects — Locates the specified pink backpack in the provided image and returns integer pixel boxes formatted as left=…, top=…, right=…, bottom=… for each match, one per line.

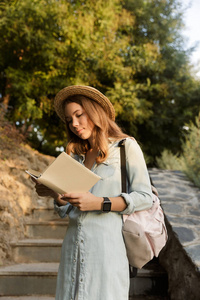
left=123, top=193, right=168, bottom=268
left=119, top=139, right=168, bottom=269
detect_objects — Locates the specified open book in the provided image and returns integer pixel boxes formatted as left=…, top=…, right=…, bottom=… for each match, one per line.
left=26, top=152, right=101, bottom=194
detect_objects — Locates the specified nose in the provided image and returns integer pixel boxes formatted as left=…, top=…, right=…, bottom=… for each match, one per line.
left=72, top=117, right=79, bottom=127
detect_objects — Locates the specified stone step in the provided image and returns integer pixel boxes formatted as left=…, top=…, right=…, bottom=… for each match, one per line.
left=130, top=297, right=169, bottom=300
left=25, top=220, right=68, bottom=239
left=31, top=207, right=61, bottom=221
left=0, top=297, right=168, bottom=300
left=0, top=297, right=55, bottom=300
left=0, top=263, right=58, bottom=296
left=0, top=262, right=168, bottom=297
left=11, top=239, right=63, bottom=263
left=130, top=259, right=168, bottom=297
left=130, top=267, right=168, bottom=297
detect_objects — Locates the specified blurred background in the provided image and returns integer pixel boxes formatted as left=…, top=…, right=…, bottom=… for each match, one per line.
left=0, top=0, right=200, bottom=187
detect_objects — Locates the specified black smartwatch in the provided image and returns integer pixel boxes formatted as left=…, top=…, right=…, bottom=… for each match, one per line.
left=102, top=197, right=112, bottom=212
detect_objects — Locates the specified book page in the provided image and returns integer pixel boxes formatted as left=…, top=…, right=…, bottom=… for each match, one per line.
left=27, top=152, right=101, bottom=194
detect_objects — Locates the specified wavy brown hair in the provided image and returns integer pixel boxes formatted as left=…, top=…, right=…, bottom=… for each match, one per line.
left=63, top=95, right=129, bottom=163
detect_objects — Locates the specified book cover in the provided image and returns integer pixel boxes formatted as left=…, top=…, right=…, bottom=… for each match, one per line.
left=26, top=152, right=101, bottom=194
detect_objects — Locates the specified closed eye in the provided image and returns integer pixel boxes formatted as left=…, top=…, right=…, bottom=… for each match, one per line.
left=65, top=111, right=84, bottom=124
left=76, top=113, right=83, bottom=118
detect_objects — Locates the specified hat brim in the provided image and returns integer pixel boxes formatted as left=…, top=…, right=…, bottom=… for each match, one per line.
left=54, top=85, right=115, bottom=122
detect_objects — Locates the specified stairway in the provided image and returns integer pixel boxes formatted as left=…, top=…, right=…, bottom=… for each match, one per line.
left=0, top=205, right=169, bottom=299
left=0, top=205, right=64, bottom=299
left=129, top=258, right=169, bottom=299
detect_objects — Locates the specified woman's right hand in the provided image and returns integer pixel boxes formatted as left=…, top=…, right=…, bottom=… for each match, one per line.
left=31, top=178, right=68, bottom=206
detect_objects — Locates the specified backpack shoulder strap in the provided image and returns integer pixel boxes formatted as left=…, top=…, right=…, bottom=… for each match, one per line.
left=119, top=139, right=127, bottom=193
left=118, top=138, right=158, bottom=196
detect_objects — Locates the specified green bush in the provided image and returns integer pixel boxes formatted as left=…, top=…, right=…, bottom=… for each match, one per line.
left=156, top=149, right=181, bottom=171
left=156, top=113, right=200, bottom=188
left=180, top=113, right=200, bottom=188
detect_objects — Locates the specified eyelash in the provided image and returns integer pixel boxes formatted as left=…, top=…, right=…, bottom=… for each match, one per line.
left=66, top=114, right=83, bottom=124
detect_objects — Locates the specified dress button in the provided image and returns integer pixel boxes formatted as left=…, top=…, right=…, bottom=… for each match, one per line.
left=80, top=278, right=83, bottom=282
left=81, top=259, right=84, bottom=263
left=81, top=239, right=84, bottom=243
left=74, top=259, right=76, bottom=262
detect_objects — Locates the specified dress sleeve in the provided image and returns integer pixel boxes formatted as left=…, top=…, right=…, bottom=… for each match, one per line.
left=54, top=200, right=73, bottom=218
left=119, top=138, right=153, bottom=215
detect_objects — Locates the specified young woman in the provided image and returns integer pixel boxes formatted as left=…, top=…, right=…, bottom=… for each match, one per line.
left=34, top=85, right=153, bottom=300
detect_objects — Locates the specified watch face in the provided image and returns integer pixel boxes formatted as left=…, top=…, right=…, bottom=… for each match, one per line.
left=103, top=201, right=111, bottom=212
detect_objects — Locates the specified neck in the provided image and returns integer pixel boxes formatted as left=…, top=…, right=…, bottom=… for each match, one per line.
left=88, top=134, right=96, bottom=149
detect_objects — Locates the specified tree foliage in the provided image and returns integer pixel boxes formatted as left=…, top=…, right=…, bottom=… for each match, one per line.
left=113, top=0, right=200, bottom=160
left=0, top=0, right=199, bottom=161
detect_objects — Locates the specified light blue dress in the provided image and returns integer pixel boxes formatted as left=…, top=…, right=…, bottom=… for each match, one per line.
left=54, top=138, right=153, bottom=300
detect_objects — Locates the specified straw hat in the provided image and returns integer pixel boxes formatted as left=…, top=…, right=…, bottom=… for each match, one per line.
left=54, top=85, right=115, bottom=122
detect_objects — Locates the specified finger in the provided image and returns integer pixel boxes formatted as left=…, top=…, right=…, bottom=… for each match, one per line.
left=67, top=199, right=80, bottom=205
left=61, top=193, right=75, bottom=198
left=65, top=192, right=85, bottom=199
left=31, top=177, right=39, bottom=184
left=35, top=186, right=52, bottom=195
left=36, top=185, right=49, bottom=191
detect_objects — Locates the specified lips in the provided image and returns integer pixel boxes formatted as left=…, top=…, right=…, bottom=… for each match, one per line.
left=76, top=129, right=83, bottom=135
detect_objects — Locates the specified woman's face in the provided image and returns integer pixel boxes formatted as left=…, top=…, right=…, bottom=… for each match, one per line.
left=64, top=102, right=95, bottom=142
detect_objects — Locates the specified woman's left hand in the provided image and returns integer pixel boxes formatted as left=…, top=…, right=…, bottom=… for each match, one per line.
left=60, top=192, right=102, bottom=211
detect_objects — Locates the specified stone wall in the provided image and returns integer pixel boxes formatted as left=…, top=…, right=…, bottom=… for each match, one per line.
left=159, top=218, right=200, bottom=300
left=150, top=169, right=200, bottom=300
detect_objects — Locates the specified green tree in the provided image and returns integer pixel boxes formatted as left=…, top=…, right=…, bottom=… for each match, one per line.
left=0, top=0, right=133, bottom=154
left=110, top=0, right=200, bottom=163
left=0, top=0, right=199, bottom=161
